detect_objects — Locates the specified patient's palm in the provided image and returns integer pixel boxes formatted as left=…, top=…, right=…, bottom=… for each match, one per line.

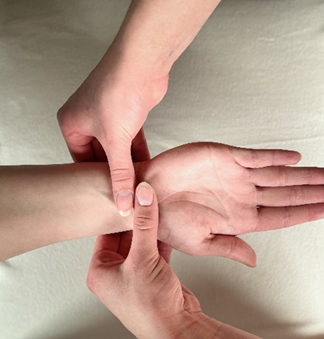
left=140, top=143, right=324, bottom=265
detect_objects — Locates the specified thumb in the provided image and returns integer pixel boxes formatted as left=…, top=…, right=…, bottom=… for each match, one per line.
left=102, top=138, right=135, bottom=217
left=207, top=235, right=257, bottom=268
left=128, top=182, right=159, bottom=265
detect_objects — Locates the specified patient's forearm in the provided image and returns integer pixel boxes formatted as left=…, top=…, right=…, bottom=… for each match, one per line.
left=0, top=163, right=131, bottom=261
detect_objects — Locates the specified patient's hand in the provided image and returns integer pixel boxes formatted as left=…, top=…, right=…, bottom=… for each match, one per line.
left=3, top=142, right=322, bottom=263
left=136, top=142, right=324, bottom=266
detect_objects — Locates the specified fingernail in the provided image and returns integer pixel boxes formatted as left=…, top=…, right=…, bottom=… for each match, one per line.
left=136, top=184, right=153, bottom=206
left=116, top=190, right=133, bottom=217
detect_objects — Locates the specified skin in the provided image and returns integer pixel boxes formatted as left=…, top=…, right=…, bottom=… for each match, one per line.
left=2, top=142, right=324, bottom=265
left=57, top=0, right=222, bottom=216
left=139, top=142, right=324, bottom=264
left=86, top=182, right=260, bottom=338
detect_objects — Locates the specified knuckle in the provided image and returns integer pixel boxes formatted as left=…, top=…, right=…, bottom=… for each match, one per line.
left=86, top=271, right=98, bottom=293
left=278, top=167, right=288, bottom=186
left=250, top=149, right=259, bottom=168
left=56, top=106, right=69, bottom=126
left=271, top=150, right=278, bottom=166
left=288, top=187, right=298, bottom=205
left=135, top=213, right=154, bottom=229
left=321, top=186, right=324, bottom=201
left=306, top=168, right=313, bottom=185
left=110, top=167, right=133, bottom=185
left=288, top=187, right=303, bottom=206
left=86, top=260, right=112, bottom=294
left=56, top=107, right=64, bottom=123
left=56, top=106, right=75, bottom=137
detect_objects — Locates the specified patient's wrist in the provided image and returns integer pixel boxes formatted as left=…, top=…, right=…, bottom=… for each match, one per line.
left=74, top=162, right=132, bottom=236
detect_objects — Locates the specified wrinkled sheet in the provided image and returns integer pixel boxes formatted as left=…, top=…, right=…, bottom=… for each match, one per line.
left=1, top=1, right=324, bottom=338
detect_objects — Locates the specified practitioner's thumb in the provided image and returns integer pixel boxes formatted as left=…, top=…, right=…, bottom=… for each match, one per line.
left=129, top=182, right=159, bottom=264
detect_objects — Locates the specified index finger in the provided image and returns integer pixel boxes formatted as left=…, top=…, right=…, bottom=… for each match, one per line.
left=92, top=234, right=121, bottom=257
left=233, top=148, right=301, bottom=168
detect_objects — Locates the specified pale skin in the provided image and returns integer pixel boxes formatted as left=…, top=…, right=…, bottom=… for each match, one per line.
left=87, top=182, right=260, bottom=338
left=57, top=0, right=222, bottom=216
left=2, top=142, right=324, bottom=265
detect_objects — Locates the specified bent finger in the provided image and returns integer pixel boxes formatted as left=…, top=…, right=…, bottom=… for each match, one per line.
left=57, top=108, right=96, bottom=162
left=66, top=135, right=97, bottom=162
left=90, top=234, right=124, bottom=265
left=87, top=234, right=124, bottom=294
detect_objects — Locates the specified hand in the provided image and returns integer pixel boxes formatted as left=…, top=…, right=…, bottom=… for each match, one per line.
left=87, top=182, right=257, bottom=339
left=57, top=49, right=168, bottom=216
left=136, top=142, right=324, bottom=266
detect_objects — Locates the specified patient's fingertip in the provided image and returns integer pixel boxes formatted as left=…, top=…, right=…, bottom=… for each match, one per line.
left=288, top=150, right=301, bottom=163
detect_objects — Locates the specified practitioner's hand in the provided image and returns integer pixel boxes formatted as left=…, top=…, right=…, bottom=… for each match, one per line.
left=87, top=182, right=257, bottom=339
left=57, top=54, right=168, bottom=216
left=57, top=0, right=223, bottom=216
left=136, top=142, right=324, bottom=266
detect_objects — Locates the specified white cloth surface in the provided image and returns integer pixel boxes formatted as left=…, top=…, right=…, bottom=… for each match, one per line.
left=1, top=0, right=324, bottom=338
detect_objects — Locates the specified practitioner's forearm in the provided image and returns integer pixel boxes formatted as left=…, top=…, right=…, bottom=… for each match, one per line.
left=0, top=163, right=131, bottom=261
left=102, top=0, right=221, bottom=79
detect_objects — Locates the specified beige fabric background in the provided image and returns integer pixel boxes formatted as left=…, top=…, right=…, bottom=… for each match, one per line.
left=1, top=1, right=324, bottom=338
